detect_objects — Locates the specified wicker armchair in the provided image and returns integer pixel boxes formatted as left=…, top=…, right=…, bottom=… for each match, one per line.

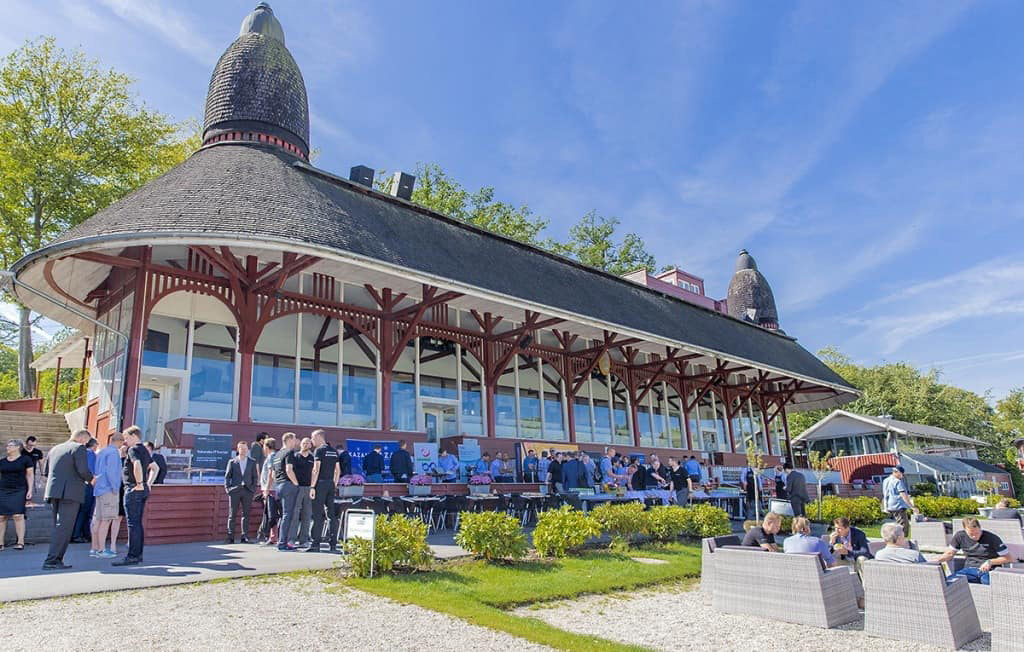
left=711, top=547, right=859, bottom=628
left=700, top=535, right=741, bottom=592
left=862, top=560, right=983, bottom=649
left=991, top=568, right=1024, bottom=652
left=912, top=520, right=951, bottom=552
left=978, top=520, right=1024, bottom=561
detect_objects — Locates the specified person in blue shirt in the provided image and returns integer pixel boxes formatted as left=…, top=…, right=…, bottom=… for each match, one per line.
left=489, top=455, right=502, bottom=480
left=523, top=450, right=539, bottom=482
left=881, top=466, right=917, bottom=538
left=71, top=438, right=100, bottom=543
left=475, top=453, right=492, bottom=477
left=783, top=516, right=835, bottom=566
left=538, top=452, right=550, bottom=484
left=600, top=448, right=621, bottom=486
left=684, top=455, right=701, bottom=491
left=437, top=448, right=459, bottom=482
left=90, top=432, right=124, bottom=558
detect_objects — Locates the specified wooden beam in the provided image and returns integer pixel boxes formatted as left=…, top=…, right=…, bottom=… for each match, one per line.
left=68, top=251, right=143, bottom=269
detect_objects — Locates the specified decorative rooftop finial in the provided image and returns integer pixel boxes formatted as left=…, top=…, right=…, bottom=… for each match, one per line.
left=240, top=3, right=285, bottom=44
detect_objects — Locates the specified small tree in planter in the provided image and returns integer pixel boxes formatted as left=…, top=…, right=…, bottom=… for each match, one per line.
left=808, top=450, right=834, bottom=522
left=408, top=474, right=433, bottom=496
left=468, top=474, right=492, bottom=494
left=744, top=437, right=766, bottom=522
left=339, top=474, right=365, bottom=497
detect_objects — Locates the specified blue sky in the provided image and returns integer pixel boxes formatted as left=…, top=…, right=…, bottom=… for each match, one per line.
left=3, top=1, right=1022, bottom=401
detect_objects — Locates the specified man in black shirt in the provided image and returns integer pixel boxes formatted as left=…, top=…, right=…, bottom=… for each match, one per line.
left=286, top=437, right=315, bottom=548
left=936, top=516, right=1013, bottom=584
left=113, top=425, right=155, bottom=566
left=547, top=452, right=563, bottom=493
left=362, top=444, right=384, bottom=482
left=273, top=432, right=298, bottom=550
left=22, top=436, right=44, bottom=475
left=742, top=512, right=782, bottom=551
left=390, top=440, right=414, bottom=484
left=145, top=442, right=168, bottom=485
left=667, top=457, right=689, bottom=506
left=249, top=432, right=268, bottom=472
left=307, top=430, right=341, bottom=552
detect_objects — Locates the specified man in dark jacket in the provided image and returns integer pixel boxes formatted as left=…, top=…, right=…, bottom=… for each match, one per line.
left=225, top=441, right=260, bottom=543
left=560, top=452, right=587, bottom=490
left=828, top=517, right=872, bottom=561
left=363, top=444, right=385, bottom=482
left=784, top=462, right=810, bottom=517
left=42, top=429, right=94, bottom=570
left=390, top=440, right=414, bottom=483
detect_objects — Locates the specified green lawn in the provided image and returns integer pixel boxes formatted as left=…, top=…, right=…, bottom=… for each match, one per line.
left=337, top=542, right=702, bottom=651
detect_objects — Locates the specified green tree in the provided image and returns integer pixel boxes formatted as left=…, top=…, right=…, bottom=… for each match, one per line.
left=994, top=388, right=1024, bottom=447
left=379, top=162, right=549, bottom=246
left=0, top=37, right=194, bottom=396
left=789, top=347, right=1001, bottom=463
left=552, top=210, right=657, bottom=275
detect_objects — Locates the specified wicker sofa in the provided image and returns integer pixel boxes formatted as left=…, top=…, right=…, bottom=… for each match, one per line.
left=862, top=560, right=983, bottom=649
left=711, top=547, right=859, bottom=628
left=978, top=519, right=1024, bottom=561
left=700, top=535, right=740, bottom=593
left=912, top=520, right=951, bottom=552
left=991, top=568, right=1024, bottom=652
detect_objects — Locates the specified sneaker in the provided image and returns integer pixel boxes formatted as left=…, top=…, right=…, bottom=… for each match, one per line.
left=277, top=543, right=295, bottom=551
left=99, top=550, right=117, bottom=559
left=89, top=550, right=101, bottom=558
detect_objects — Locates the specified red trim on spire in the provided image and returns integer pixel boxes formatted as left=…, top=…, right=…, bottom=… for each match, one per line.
left=202, top=130, right=307, bottom=159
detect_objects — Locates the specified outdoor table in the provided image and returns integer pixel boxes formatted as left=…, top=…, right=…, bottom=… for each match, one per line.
left=691, top=490, right=744, bottom=519
left=625, top=489, right=672, bottom=505
left=465, top=494, right=500, bottom=512
left=401, top=495, right=444, bottom=528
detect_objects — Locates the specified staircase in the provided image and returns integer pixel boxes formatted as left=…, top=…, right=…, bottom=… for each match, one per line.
left=0, top=411, right=72, bottom=448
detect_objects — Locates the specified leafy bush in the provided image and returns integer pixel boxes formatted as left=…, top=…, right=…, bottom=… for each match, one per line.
left=815, top=496, right=886, bottom=525
left=680, top=504, right=732, bottom=538
left=455, top=511, right=527, bottom=561
left=533, top=506, right=600, bottom=557
left=983, top=494, right=1021, bottom=508
left=644, top=506, right=690, bottom=542
left=591, top=502, right=648, bottom=548
left=912, top=482, right=937, bottom=496
left=1006, top=448, right=1024, bottom=498
left=344, top=515, right=432, bottom=577
left=915, top=495, right=979, bottom=519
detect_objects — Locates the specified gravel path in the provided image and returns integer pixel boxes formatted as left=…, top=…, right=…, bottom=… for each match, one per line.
left=0, top=574, right=551, bottom=652
left=515, top=584, right=991, bottom=652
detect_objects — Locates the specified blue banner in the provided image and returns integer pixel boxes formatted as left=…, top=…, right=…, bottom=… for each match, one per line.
left=346, top=439, right=398, bottom=481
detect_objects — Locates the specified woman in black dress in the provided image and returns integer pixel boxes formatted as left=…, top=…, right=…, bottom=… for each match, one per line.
left=1, top=438, right=34, bottom=550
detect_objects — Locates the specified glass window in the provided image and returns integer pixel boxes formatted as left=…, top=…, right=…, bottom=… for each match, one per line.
left=611, top=375, right=631, bottom=445
left=299, top=315, right=338, bottom=426
left=592, top=377, right=612, bottom=444
left=390, top=340, right=416, bottom=431
left=143, top=315, right=189, bottom=369
left=518, top=356, right=542, bottom=439
left=460, top=350, right=484, bottom=436
left=637, top=400, right=653, bottom=446
left=574, top=377, right=594, bottom=443
left=494, top=383, right=517, bottom=438
left=541, top=361, right=565, bottom=440
left=419, top=338, right=458, bottom=401
left=251, top=315, right=296, bottom=423
left=189, top=323, right=236, bottom=419
left=651, top=387, right=669, bottom=448
left=341, top=332, right=377, bottom=428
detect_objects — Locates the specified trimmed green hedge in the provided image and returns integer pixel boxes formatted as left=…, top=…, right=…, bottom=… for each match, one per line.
left=532, top=506, right=601, bottom=558
left=456, top=511, right=528, bottom=561
left=915, top=495, right=979, bottom=519
left=814, top=496, right=886, bottom=525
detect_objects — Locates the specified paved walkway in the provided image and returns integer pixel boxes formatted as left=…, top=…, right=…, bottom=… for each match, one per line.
left=0, top=531, right=470, bottom=603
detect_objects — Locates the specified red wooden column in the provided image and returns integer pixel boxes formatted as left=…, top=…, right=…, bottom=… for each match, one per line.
left=679, top=378, right=694, bottom=451
left=236, top=348, right=254, bottom=423
left=379, top=316, right=392, bottom=432
left=120, top=247, right=151, bottom=430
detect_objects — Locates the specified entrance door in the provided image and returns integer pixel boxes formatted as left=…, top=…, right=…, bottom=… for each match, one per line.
left=135, top=379, right=180, bottom=445
left=422, top=404, right=457, bottom=442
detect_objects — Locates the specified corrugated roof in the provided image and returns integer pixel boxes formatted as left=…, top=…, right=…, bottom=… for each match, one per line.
left=901, top=453, right=980, bottom=475
left=793, top=410, right=987, bottom=446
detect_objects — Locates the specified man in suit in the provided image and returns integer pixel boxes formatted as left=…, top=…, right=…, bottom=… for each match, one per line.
left=389, top=440, right=413, bottom=484
left=225, top=441, right=259, bottom=544
left=561, top=452, right=586, bottom=490
left=43, top=429, right=93, bottom=570
left=784, top=462, right=810, bottom=517
left=828, top=516, right=872, bottom=561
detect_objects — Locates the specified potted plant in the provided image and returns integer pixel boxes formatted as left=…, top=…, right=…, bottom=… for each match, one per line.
left=339, top=474, right=365, bottom=497
left=408, top=474, right=433, bottom=496
left=468, top=474, right=492, bottom=495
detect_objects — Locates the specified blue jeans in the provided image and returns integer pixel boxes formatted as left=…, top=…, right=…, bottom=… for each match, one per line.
left=123, top=488, right=149, bottom=560
left=948, top=567, right=991, bottom=585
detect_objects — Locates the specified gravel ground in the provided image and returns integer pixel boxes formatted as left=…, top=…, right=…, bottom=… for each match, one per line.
left=0, top=574, right=551, bottom=652
left=515, top=584, right=991, bottom=652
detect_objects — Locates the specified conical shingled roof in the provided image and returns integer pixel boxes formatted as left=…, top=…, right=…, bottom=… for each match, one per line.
left=726, top=249, right=780, bottom=330
left=202, top=3, right=309, bottom=158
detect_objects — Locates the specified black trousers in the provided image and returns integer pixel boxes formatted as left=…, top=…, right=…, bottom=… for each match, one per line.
left=45, top=498, right=80, bottom=564
left=310, top=482, right=339, bottom=546
left=124, top=488, right=149, bottom=561
left=257, top=493, right=280, bottom=540
left=227, top=489, right=254, bottom=539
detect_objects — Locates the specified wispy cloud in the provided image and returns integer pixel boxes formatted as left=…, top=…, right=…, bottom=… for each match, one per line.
left=96, top=0, right=219, bottom=65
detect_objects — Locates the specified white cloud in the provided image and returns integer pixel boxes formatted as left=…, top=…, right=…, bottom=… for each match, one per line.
left=96, top=0, right=219, bottom=65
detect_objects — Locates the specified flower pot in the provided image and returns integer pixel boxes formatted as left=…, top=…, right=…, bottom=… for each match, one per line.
left=408, top=484, right=432, bottom=496
left=340, top=485, right=364, bottom=497
left=469, top=484, right=492, bottom=495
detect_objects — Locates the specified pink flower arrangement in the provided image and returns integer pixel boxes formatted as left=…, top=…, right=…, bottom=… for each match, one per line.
left=409, top=474, right=433, bottom=486
left=469, top=474, right=492, bottom=485
left=339, top=474, right=365, bottom=486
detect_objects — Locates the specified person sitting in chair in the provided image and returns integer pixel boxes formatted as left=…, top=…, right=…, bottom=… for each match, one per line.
left=936, top=516, right=1013, bottom=585
left=874, top=523, right=926, bottom=563
left=829, top=517, right=872, bottom=562
left=742, top=512, right=782, bottom=551
left=989, top=498, right=1022, bottom=524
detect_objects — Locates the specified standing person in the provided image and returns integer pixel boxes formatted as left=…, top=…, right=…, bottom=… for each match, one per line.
left=90, top=432, right=123, bottom=558
left=337, top=446, right=352, bottom=477
left=523, top=450, right=539, bottom=483
left=390, top=440, right=413, bottom=484
left=362, top=444, right=385, bottom=483
left=489, top=452, right=503, bottom=481
left=936, top=517, right=1013, bottom=585
left=249, top=432, right=268, bottom=472
left=784, top=462, right=810, bottom=518
left=668, top=457, right=688, bottom=505
left=437, top=448, right=459, bottom=482
left=71, top=438, right=99, bottom=543
left=499, top=453, right=514, bottom=482
left=601, top=448, right=621, bottom=486
left=42, top=429, right=93, bottom=570
left=881, top=465, right=917, bottom=537
left=113, top=426, right=155, bottom=566
left=286, top=437, right=315, bottom=548
left=538, top=452, right=551, bottom=486
left=224, top=441, right=259, bottom=544
left=561, top=452, right=585, bottom=490
left=684, top=456, right=702, bottom=493
left=273, top=433, right=298, bottom=551
left=307, top=430, right=341, bottom=552
left=475, top=452, right=492, bottom=477
left=740, top=463, right=758, bottom=519
left=547, top=452, right=563, bottom=493
left=256, top=438, right=280, bottom=545
left=22, top=436, right=45, bottom=491
left=647, top=455, right=669, bottom=489
left=773, top=462, right=787, bottom=498
left=0, top=439, right=34, bottom=550
left=145, top=442, right=168, bottom=485
left=581, top=453, right=597, bottom=488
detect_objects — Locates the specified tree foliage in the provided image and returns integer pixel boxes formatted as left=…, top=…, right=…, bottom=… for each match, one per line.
left=0, top=37, right=194, bottom=396
left=789, top=348, right=1012, bottom=465
left=550, top=210, right=657, bottom=275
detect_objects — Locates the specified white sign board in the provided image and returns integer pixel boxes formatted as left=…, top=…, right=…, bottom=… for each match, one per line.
left=345, top=509, right=376, bottom=541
